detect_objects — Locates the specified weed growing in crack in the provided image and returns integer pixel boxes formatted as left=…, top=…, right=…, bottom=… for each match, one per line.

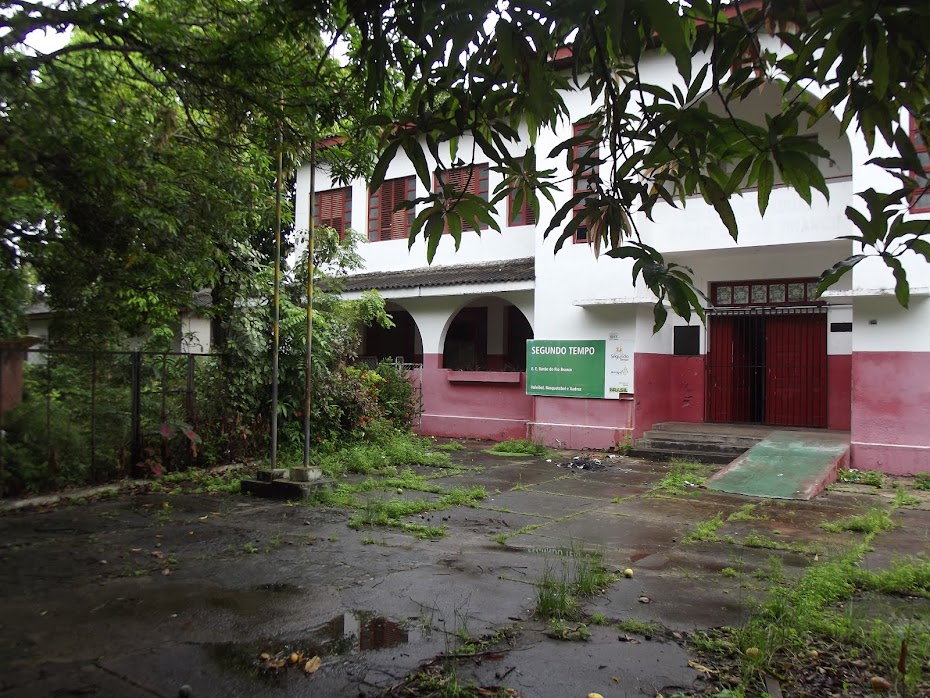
left=914, top=472, right=930, bottom=491
left=836, top=468, right=885, bottom=488
left=891, top=485, right=920, bottom=508
left=691, top=536, right=930, bottom=696
left=684, top=513, right=726, bottom=542
left=546, top=618, right=591, bottom=641
left=433, top=441, right=465, bottom=451
left=741, top=532, right=821, bottom=555
left=533, top=547, right=615, bottom=621
left=485, top=439, right=554, bottom=458
left=820, top=507, right=896, bottom=534
left=647, top=459, right=715, bottom=497
left=727, top=503, right=767, bottom=522
left=616, top=619, right=661, bottom=637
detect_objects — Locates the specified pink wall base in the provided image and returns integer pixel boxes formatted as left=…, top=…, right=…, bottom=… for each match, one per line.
left=827, top=354, right=852, bottom=431
left=528, top=395, right=634, bottom=450
left=851, top=351, right=930, bottom=474
left=418, top=354, right=533, bottom=441
left=420, top=414, right=528, bottom=441
left=633, top=353, right=704, bottom=437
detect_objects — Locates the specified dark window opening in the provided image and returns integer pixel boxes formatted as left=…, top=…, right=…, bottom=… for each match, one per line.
left=443, top=307, right=488, bottom=370
left=505, top=305, right=533, bottom=370
left=673, top=326, right=701, bottom=356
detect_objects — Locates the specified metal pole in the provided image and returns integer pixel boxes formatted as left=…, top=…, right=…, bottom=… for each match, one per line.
left=270, top=101, right=284, bottom=469
left=303, top=148, right=316, bottom=468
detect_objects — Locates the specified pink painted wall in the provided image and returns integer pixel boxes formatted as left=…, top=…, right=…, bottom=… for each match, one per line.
left=529, top=395, right=634, bottom=449
left=851, top=351, right=930, bottom=474
left=827, top=354, right=852, bottom=431
left=633, top=354, right=704, bottom=437
left=419, top=354, right=532, bottom=441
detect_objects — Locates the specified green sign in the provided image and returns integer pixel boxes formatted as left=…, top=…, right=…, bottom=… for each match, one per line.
left=525, top=340, right=606, bottom=398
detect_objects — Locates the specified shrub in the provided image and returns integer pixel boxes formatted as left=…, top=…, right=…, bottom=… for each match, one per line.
left=1, top=399, right=88, bottom=495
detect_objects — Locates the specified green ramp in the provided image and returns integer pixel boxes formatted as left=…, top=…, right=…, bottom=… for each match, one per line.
left=705, top=430, right=850, bottom=500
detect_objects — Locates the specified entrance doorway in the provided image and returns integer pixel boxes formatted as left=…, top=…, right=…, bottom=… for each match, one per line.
left=705, top=307, right=827, bottom=428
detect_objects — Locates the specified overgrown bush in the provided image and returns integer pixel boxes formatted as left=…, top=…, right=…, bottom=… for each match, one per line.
left=1, top=399, right=88, bottom=495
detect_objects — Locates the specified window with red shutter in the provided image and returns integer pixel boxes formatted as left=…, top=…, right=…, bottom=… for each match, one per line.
left=572, top=123, right=599, bottom=243
left=368, top=176, right=416, bottom=241
left=314, top=187, right=352, bottom=238
left=911, top=118, right=930, bottom=213
left=508, top=158, right=537, bottom=227
left=436, top=164, right=490, bottom=231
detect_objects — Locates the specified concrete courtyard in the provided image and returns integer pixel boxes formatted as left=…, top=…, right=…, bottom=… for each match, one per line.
left=1, top=440, right=927, bottom=697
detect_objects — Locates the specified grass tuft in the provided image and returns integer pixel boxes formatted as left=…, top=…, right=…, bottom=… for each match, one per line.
left=647, top=459, right=715, bottom=497
left=684, top=513, right=726, bottom=542
left=485, top=439, right=554, bottom=458
left=836, top=468, right=885, bottom=488
left=820, top=507, right=896, bottom=534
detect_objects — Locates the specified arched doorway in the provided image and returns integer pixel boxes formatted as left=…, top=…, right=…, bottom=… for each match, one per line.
left=442, top=298, right=533, bottom=371
left=361, top=303, right=423, bottom=364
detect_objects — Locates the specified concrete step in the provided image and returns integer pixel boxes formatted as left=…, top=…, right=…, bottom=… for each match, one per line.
left=628, top=447, right=737, bottom=465
left=648, top=422, right=774, bottom=438
left=640, top=430, right=763, bottom=448
left=636, top=438, right=751, bottom=456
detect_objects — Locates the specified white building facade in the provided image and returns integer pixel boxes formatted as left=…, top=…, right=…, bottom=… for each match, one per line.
left=295, top=47, right=930, bottom=475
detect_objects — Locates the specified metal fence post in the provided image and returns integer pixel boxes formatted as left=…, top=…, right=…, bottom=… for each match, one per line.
left=130, top=352, right=141, bottom=471
left=90, top=353, right=97, bottom=482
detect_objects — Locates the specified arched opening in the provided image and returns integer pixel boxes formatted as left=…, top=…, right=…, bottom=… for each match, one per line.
left=442, top=297, right=533, bottom=371
left=361, top=303, right=423, bottom=364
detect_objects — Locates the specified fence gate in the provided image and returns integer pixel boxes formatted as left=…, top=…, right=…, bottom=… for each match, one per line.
left=705, top=307, right=827, bottom=428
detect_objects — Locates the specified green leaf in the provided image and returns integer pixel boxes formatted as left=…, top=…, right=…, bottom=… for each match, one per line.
left=646, top=0, right=692, bottom=83
left=370, top=139, right=401, bottom=192
left=816, top=255, right=866, bottom=297
left=424, top=214, right=444, bottom=263
left=652, top=300, right=668, bottom=334
left=402, top=139, right=432, bottom=189
left=700, top=176, right=738, bottom=240
left=884, top=255, right=910, bottom=308
left=757, top=158, right=774, bottom=215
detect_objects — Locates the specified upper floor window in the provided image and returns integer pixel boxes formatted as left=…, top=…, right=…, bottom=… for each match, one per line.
left=314, top=187, right=352, bottom=238
left=911, top=118, right=930, bottom=212
left=436, top=164, right=490, bottom=231
left=368, top=176, right=416, bottom=241
left=572, top=123, right=599, bottom=243
left=508, top=157, right=537, bottom=227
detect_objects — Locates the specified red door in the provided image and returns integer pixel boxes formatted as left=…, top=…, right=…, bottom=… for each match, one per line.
left=764, top=313, right=827, bottom=427
left=707, top=315, right=754, bottom=423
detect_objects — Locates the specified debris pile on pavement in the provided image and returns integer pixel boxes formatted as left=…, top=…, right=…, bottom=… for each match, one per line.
left=555, top=455, right=617, bottom=471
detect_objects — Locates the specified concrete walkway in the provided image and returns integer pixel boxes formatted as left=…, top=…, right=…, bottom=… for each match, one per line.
left=0, top=441, right=925, bottom=697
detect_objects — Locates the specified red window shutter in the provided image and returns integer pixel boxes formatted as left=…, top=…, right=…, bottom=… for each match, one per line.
left=368, top=176, right=415, bottom=241
left=572, top=123, right=598, bottom=243
left=911, top=117, right=930, bottom=212
left=508, top=157, right=537, bottom=227
left=314, top=187, right=352, bottom=239
left=437, top=165, right=490, bottom=231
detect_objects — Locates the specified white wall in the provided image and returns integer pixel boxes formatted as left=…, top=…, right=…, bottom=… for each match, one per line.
left=853, top=296, right=930, bottom=352
left=293, top=43, right=916, bottom=361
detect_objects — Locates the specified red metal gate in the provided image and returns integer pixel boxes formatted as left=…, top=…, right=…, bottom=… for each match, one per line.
left=706, top=307, right=827, bottom=428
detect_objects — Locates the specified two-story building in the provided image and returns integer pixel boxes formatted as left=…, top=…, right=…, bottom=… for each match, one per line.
left=295, top=40, right=930, bottom=475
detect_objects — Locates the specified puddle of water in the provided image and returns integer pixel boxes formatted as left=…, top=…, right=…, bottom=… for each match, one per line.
left=207, top=611, right=421, bottom=682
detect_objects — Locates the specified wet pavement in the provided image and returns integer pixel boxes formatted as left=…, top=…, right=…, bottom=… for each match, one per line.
left=1, top=441, right=928, bottom=697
